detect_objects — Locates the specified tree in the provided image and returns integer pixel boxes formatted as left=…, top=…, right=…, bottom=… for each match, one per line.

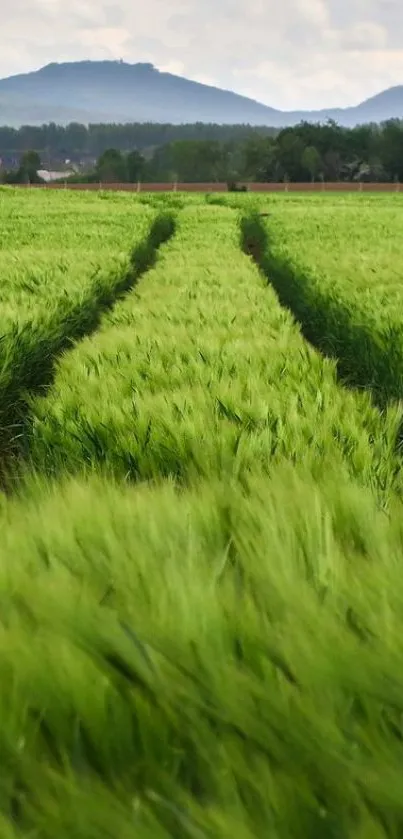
left=18, top=150, right=42, bottom=182
left=96, top=148, right=127, bottom=182
left=167, top=140, right=226, bottom=182
left=241, top=135, right=279, bottom=181
left=355, top=157, right=387, bottom=182
left=3, top=149, right=44, bottom=184
left=65, top=122, right=88, bottom=153
left=21, top=150, right=41, bottom=170
left=275, top=129, right=306, bottom=181
left=301, top=145, right=322, bottom=181
left=381, top=119, right=403, bottom=181
left=3, top=117, right=399, bottom=185
left=126, top=150, right=145, bottom=182
left=323, top=149, right=343, bottom=181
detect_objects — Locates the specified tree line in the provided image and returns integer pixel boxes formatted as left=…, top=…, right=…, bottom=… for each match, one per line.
left=2, top=118, right=403, bottom=183
left=0, top=122, right=275, bottom=159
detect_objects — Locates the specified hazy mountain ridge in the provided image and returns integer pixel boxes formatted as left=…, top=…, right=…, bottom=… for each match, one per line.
left=0, top=60, right=402, bottom=127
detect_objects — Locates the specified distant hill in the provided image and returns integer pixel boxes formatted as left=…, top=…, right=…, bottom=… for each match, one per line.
left=0, top=60, right=402, bottom=128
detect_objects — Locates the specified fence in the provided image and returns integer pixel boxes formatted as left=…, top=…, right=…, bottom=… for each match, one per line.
left=10, top=181, right=403, bottom=192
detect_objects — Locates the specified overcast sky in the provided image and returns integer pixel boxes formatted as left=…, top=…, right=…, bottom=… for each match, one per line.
left=1, top=0, right=403, bottom=109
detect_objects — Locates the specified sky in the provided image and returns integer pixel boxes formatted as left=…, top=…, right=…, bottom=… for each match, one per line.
left=1, top=0, right=403, bottom=110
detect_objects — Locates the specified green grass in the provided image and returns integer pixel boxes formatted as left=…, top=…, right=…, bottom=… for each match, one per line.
left=0, top=189, right=402, bottom=836
left=0, top=189, right=176, bottom=468
left=239, top=193, right=403, bottom=404
left=2, top=465, right=403, bottom=837
left=24, top=203, right=403, bottom=502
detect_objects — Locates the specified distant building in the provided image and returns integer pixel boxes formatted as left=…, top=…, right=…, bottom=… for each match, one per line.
left=37, top=169, right=75, bottom=182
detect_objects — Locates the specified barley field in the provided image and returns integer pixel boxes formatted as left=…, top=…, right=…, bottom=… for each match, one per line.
left=1, top=186, right=403, bottom=837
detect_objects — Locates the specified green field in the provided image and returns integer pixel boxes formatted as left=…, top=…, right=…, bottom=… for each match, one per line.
left=1, top=186, right=403, bottom=837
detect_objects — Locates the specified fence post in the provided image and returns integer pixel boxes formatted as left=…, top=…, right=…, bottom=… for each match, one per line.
left=137, top=181, right=141, bottom=193
left=173, top=181, right=177, bottom=192
left=359, top=181, right=363, bottom=191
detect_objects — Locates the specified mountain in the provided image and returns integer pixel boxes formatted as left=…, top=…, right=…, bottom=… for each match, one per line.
left=0, top=60, right=402, bottom=128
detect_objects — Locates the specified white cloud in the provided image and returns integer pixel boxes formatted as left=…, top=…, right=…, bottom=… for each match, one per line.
left=76, top=26, right=132, bottom=55
left=0, top=0, right=403, bottom=109
left=157, top=60, right=186, bottom=76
